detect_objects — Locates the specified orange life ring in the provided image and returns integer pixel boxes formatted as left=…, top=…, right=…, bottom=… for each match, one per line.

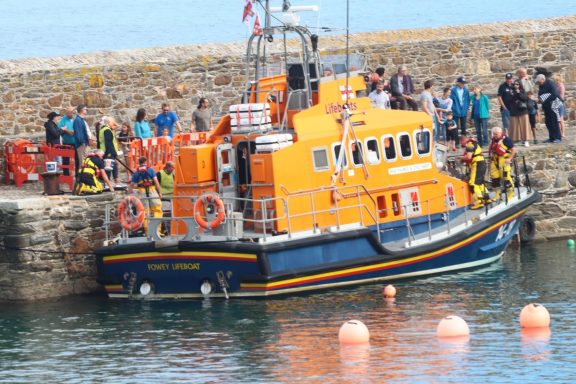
left=194, top=194, right=226, bottom=230
left=118, top=196, right=146, bottom=231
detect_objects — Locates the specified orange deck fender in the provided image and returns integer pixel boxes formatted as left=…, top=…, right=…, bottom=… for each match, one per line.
left=118, top=196, right=146, bottom=231
left=194, top=194, right=226, bottom=230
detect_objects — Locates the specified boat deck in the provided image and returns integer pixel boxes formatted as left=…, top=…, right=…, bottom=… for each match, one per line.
left=382, top=186, right=534, bottom=252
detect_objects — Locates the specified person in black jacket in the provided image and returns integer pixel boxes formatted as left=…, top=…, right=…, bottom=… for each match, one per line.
left=389, top=65, right=418, bottom=111
left=536, top=74, right=563, bottom=143
left=44, top=112, right=62, bottom=145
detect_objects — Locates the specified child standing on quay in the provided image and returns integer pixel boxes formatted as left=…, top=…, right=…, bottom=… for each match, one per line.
left=444, top=111, right=459, bottom=151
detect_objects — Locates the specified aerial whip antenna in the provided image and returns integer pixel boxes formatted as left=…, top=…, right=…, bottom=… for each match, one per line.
left=345, top=0, right=349, bottom=106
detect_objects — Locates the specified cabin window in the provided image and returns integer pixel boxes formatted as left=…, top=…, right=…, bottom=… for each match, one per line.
left=312, top=147, right=330, bottom=172
left=415, top=129, right=431, bottom=156
left=333, top=63, right=347, bottom=75
left=365, top=138, right=380, bottom=164
left=399, top=133, right=412, bottom=159
left=382, top=135, right=396, bottom=161
left=332, top=143, right=348, bottom=169
left=322, top=64, right=334, bottom=78
left=350, top=140, right=364, bottom=167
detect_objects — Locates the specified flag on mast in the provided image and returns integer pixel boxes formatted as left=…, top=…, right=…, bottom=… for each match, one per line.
left=242, top=0, right=255, bottom=25
left=253, top=13, right=263, bottom=36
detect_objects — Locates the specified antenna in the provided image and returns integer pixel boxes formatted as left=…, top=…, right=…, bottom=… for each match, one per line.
left=345, top=0, right=350, bottom=106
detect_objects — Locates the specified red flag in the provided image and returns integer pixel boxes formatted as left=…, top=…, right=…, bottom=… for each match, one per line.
left=252, top=14, right=262, bottom=36
left=242, top=0, right=254, bottom=24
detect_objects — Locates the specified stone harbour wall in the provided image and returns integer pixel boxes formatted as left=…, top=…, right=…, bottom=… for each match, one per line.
left=1, top=16, right=576, bottom=142
left=2, top=17, right=576, bottom=301
left=521, top=146, right=576, bottom=239
left=0, top=193, right=116, bottom=301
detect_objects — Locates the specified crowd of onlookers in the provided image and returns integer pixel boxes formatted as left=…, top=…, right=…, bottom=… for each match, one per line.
left=40, top=66, right=569, bottom=194
left=44, top=99, right=213, bottom=168
left=42, top=98, right=214, bottom=195
left=367, top=65, right=568, bottom=149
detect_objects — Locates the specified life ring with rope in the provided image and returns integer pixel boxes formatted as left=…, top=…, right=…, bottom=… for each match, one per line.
left=118, top=196, right=146, bottom=231
left=194, top=193, right=226, bottom=230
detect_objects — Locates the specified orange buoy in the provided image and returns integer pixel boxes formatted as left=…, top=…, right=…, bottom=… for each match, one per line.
left=338, top=320, right=370, bottom=345
left=520, top=303, right=550, bottom=328
left=437, top=315, right=470, bottom=338
left=383, top=284, right=396, bottom=298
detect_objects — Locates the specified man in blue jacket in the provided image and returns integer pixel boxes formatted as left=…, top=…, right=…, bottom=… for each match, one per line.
left=450, top=76, right=471, bottom=136
left=73, top=104, right=92, bottom=175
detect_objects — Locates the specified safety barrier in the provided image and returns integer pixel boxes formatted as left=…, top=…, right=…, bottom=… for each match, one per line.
left=4, top=139, right=46, bottom=187
left=126, top=138, right=147, bottom=171
left=172, top=132, right=207, bottom=154
left=43, top=144, right=76, bottom=190
left=126, top=133, right=209, bottom=174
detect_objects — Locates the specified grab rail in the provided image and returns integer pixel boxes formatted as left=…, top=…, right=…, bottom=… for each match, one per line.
left=103, top=158, right=533, bottom=247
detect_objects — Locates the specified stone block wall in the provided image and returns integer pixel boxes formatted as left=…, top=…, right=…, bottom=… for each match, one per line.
left=2, top=17, right=576, bottom=301
left=520, top=146, right=576, bottom=238
left=0, top=16, right=575, bottom=144
left=0, top=193, right=116, bottom=301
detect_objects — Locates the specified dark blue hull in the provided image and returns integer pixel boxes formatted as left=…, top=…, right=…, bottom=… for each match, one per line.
left=96, top=191, right=538, bottom=299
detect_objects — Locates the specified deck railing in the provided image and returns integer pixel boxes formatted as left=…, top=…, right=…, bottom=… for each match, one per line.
left=103, top=156, right=531, bottom=246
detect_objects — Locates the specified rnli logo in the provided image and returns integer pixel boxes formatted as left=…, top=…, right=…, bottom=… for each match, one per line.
left=339, top=85, right=355, bottom=101
left=495, top=219, right=517, bottom=242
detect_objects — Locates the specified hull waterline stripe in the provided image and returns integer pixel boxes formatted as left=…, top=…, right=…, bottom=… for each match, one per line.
left=105, top=284, right=124, bottom=293
left=106, top=253, right=503, bottom=299
left=241, top=209, right=526, bottom=290
left=103, top=251, right=257, bottom=264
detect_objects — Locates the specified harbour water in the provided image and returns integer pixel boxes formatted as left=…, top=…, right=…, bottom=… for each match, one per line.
left=1, top=0, right=576, bottom=60
left=1, top=239, right=575, bottom=383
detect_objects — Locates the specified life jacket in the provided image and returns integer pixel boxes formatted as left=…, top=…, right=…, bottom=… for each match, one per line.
left=158, top=169, right=174, bottom=197
left=463, top=139, right=484, bottom=164
left=136, top=165, right=154, bottom=188
left=490, top=136, right=511, bottom=158
left=80, top=154, right=101, bottom=177
left=98, top=125, right=119, bottom=154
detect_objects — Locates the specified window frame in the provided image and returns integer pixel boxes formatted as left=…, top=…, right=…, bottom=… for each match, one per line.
left=311, top=146, right=330, bottom=172
left=398, top=132, right=413, bottom=160
left=331, top=142, right=348, bottom=169
left=349, top=140, right=365, bottom=168
left=381, top=134, right=397, bottom=162
left=364, top=136, right=381, bottom=165
left=414, top=128, right=432, bottom=158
